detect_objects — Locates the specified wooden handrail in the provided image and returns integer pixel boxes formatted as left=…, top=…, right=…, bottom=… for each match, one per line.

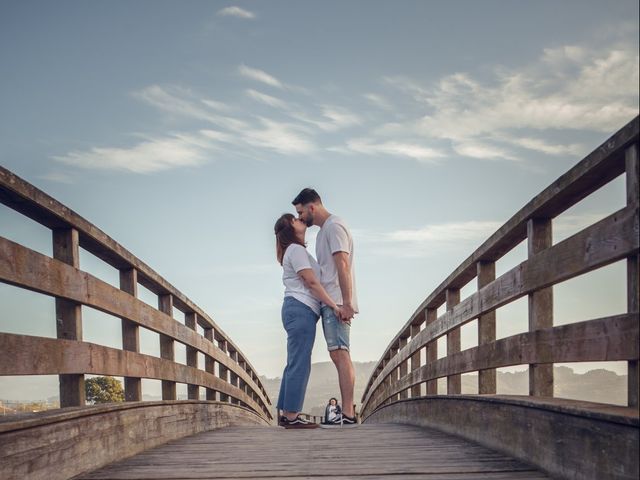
left=0, top=168, right=272, bottom=421
left=361, top=116, right=640, bottom=419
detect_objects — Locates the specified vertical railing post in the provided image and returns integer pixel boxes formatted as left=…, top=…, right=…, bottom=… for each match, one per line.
left=120, top=268, right=141, bottom=401
left=425, top=308, right=438, bottom=395
left=626, top=142, right=639, bottom=408
left=204, top=327, right=216, bottom=401
left=389, top=345, right=399, bottom=402
left=229, top=348, right=239, bottom=405
left=53, top=227, right=85, bottom=407
left=219, top=339, right=230, bottom=402
left=158, top=293, right=176, bottom=400
left=398, top=336, right=408, bottom=399
left=477, top=261, right=496, bottom=394
left=185, top=312, right=199, bottom=400
left=528, top=218, right=554, bottom=397
left=446, top=289, right=461, bottom=394
left=410, top=313, right=424, bottom=398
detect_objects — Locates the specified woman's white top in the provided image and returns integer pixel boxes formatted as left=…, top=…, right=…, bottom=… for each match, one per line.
left=282, top=243, right=321, bottom=315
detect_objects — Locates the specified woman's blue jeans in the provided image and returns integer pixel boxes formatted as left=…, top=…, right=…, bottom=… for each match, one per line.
left=276, top=296, right=318, bottom=413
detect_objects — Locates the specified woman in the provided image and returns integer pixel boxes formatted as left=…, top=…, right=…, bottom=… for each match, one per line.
left=323, top=397, right=342, bottom=425
left=274, top=213, right=341, bottom=429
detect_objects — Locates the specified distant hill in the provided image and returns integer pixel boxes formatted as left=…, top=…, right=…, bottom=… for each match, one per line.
left=260, top=362, right=628, bottom=417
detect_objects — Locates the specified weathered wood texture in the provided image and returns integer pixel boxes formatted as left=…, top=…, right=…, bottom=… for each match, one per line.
left=0, top=164, right=269, bottom=404
left=0, top=401, right=268, bottom=480
left=75, top=423, right=549, bottom=480
left=363, top=116, right=639, bottom=399
left=363, top=205, right=639, bottom=412
left=365, top=396, right=639, bottom=480
left=0, top=236, right=271, bottom=418
left=0, top=333, right=266, bottom=416
left=367, top=314, right=639, bottom=412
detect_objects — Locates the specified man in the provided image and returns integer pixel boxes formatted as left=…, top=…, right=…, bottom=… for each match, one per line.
left=292, top=188, right=358, bottom=426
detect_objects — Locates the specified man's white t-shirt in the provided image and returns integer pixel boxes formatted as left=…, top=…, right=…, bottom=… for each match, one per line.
left=315, top=215, right=358, bottom=312
left=282, top=243, right=321, bottom=315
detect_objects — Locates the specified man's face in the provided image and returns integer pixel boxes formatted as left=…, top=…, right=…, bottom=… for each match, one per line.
left=295, top=203, right=314, bottom=227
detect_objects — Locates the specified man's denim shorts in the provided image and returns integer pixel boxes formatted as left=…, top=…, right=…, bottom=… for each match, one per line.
left=320, top=305, right=350, bottom=352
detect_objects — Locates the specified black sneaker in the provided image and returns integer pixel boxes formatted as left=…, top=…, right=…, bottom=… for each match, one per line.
left=319, top=414, right=358, bottom=428
left=279, top=415, right=319, bottom=429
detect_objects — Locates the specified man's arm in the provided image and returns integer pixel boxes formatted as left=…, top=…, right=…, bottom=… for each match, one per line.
left=333, top=251, right=355, bottom=320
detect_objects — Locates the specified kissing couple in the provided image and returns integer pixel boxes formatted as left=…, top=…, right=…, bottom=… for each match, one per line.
left=274, top=188, right=358, bottom=429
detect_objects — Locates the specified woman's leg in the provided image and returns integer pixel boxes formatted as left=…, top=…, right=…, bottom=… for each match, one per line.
left=278, top=297, right=317, bottom=418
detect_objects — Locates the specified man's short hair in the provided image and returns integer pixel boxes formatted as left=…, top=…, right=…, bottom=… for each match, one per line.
left=292, top=188, right=322, bottom=206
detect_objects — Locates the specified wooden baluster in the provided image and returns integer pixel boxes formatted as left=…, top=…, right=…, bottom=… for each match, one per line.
left=528, top=218, right=554, bottom=397
left=158, top=293, right=176, bottom=400
left=204, top=327, right=216, bottom=401
left=219, top=339, right=230, bottom=402
left=229, top=349, right=239, bottom=405
left=120, top=268, right=141, bottom=401
left=398, top=336, right=408, bottom=399
left=477, top=261, right=497, bottom=394
left=390, top=346, right=399, bottom=402
left=53, top=227, right=85, bottom=407
left=626, top=142, right=639, bottom=408
left=185, top=312, right=199, bottom=400
left=446, top=289, right=461, bottom=394
left=410, top=313, right=424, bottom=398
left=425, top=308, right=438, bottom=395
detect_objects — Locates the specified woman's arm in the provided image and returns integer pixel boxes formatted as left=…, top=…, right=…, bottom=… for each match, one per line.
left=297, top=268, right=339, bottom=312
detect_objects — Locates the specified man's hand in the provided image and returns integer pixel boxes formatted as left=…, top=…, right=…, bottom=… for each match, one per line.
left=339, top=303, right=355, bottom=322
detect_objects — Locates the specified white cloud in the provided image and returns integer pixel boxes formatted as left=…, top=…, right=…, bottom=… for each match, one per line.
left=243, top=118, right=316, bottom=155
left=346, top=138, right=444, bottom=162
left=320, top=105, right=362, bottom=130
left=238, top=65, right=284, bottom=89
left=453, top=141, right=520, bottom=162
left=39, top=172, right=74, bottom=184
left=356, top=221, right=502, bottom=258
left=363, top=93, right=392, bottom=110
left=245, top=89, right=289, bottom=109
left=201, top=98, right=231, bottom=112
left=133, top=85, right=248, bottom=131
left=217, top=6, right=255, bottom=19
left=53, top=134, right=212, bottom=173
left=380, top=44, right=639, bottom=164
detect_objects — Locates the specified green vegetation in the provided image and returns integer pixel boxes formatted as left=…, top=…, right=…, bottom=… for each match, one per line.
left=85, top=376, right=125, bottom=404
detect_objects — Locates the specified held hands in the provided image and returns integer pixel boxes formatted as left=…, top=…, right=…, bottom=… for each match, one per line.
left=338, top=303, right=355, bottom=322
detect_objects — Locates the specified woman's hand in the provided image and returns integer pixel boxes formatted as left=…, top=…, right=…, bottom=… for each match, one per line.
left=333, top=304, right=343, bottom=319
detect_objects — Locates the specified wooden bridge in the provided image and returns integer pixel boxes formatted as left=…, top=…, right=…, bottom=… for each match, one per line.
left=1, top=117, right=638, bottom=480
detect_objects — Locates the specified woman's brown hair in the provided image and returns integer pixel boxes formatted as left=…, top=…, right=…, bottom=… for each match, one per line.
left=274, top=213, right=305, bottom=265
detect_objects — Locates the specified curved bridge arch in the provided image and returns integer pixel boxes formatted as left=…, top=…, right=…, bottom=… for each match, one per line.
left=0, top=163, right=273, bottom=478
left=361, top=116, right=640, bottom=480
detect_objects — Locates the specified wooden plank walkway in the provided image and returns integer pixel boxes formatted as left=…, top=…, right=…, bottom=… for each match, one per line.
left=77, top=424, right=550, bottom=479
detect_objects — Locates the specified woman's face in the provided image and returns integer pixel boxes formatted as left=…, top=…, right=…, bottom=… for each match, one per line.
left=291, top=217, right=307, bottom=239
left=330, top=399, right=336, bottom=406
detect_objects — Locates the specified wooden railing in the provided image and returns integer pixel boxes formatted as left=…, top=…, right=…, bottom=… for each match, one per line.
left=361, top=116, right=639, bottom=420
left=0, top=167, right=272, bottom=422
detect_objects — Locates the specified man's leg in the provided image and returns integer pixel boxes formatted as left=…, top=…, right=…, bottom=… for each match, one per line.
left=329, top=349, right=355, bottom=417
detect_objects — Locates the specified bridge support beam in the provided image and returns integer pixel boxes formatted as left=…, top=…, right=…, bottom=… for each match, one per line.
left=53, top=227, right=85, bottom=407
left=218, top=339, right=230, bottom=402
left=159, top=293, right=177, bottom=400
left=626, top=142, right=639, bottom=408
left=410, top=320, right=422, bottom=397
left=398, top=336, right=408, bottom=399
left=446, top=289, right=461, bottom=394
left=477, top=261, right=496, bottom=394
left=185, top=312, right=200, bottom=400
left=120, top=268, right=142, bottom=402
left=425, top=308, right=438, bottom=395
left=527, top=218, right=554, bottom=397
left=204, top=327, right=217, bottom=401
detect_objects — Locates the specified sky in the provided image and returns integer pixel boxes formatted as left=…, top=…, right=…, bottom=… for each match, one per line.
left=0, top=0, right=638, bottom=401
